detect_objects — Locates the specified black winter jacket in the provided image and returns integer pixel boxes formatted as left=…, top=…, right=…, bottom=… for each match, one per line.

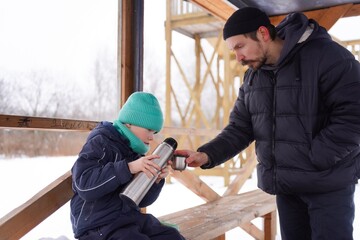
left=70, top=121, right=164, bottom=237
left=198, top=13, right=360, bottom=195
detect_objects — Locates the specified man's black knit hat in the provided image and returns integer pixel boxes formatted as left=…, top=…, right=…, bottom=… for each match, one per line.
left=223, top=7, right=270, bottom=40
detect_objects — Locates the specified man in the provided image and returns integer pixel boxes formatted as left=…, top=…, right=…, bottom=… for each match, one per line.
left=176, top=7, right=360, bottom=240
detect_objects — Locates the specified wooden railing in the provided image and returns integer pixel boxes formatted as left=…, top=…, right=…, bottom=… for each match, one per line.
left=0, top=114, right=98, bottom=132
left=0, top=171, right=73, bottom=239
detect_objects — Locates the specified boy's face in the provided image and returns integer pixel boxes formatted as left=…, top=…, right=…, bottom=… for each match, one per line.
left=126, top=124, right=156, bottom=147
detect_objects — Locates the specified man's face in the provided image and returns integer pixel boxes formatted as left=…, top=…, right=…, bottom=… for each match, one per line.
left=226, top=32, right=267, bottom=70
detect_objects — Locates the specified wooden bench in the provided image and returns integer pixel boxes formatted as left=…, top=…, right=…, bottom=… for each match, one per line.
left=158, top=189, right=276, bottom=240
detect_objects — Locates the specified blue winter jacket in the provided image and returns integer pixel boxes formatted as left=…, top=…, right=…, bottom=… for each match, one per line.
left=198, top=13, right=360, bottom=194
left=70, top=121, right=164, bottom=238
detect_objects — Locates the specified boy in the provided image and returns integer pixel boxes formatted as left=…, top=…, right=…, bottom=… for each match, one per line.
left=70, top=92, right=184, bottom=240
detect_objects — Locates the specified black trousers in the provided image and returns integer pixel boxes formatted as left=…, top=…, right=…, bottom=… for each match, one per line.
left=277, top=184, right=355, bottom=240
left=79, top=211, right=185, bottom=240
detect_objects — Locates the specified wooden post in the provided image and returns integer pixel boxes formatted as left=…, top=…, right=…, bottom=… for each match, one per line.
left=120, top=0, right=144, bottom=105
left=264, top=211, right=277, bottom=240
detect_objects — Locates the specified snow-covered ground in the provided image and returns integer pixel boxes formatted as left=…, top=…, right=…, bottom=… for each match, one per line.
left=0, top=156, right=359, bottom=239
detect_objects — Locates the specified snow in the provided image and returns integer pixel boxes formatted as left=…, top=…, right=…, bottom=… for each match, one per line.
left=0, top=156, right=359, bottom=239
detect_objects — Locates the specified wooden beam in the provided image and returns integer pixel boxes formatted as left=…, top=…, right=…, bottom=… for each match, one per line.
left=240, top=222, right=264, bottom=239
left=189, top=1, right=360, bottom=32
left=0, top=114, right=98, bottom=131
left=270, top=4, right=355, bottom=29
left=343, top=4, right=360, bottom=17
left=0, top=171, right=73, bottom=240
left=222, top=147, right=257, bottom=196
left=121, top=0, right=135, bottom=105
left=160, top=126, right=220, bottom=137
left=0, top=114, right=219, bottom=137
left=264, top=211, right=277, bottom=240
left=317, top=4, right=353, bottom=30
left=120, top=0, right=144, bottom=105
left=170, top=169, right=221, bottom=202
left=189, top=0, right=235, bottom=21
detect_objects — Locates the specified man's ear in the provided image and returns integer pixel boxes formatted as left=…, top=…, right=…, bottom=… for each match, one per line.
left=258, top=26, right=270, bottom=41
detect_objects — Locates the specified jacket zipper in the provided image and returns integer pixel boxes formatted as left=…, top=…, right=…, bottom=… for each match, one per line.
left=271, top=71, right=277, bottom=194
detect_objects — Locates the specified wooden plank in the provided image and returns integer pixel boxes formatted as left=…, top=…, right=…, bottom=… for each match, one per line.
left=241, top=222, right=264, bottom=239
left=343, top=4, right=360, bottom=17
left=189, top=0, right=235, bottom=22
left=182, top=198, right=275, bottom=239
left=0, top=114, right=218, bottom=138
left=188, top=1, right=360, bottom=31
left=212, top=235, right=225, bottom=240
left=317, top=4, right=353, bottom=30
left=270, top=4, right=354, bottom=29
left=0, top=114, right=98, bottom=131
left=160, top=126, right=220, bottom=137
left=0, top=171, right=73, bottom=240
left=159, top=189, right=276, bottom=240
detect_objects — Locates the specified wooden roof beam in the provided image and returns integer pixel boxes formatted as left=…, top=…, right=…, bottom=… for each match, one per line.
left=316, top=4, right=353, bottom=30
left=190, top=1, right=360, bottom=31
left=342, top=3, right=360, bottom=17
left=189, top=0, right=235, bottom=21
left=271, top=4, right=354, bottom=30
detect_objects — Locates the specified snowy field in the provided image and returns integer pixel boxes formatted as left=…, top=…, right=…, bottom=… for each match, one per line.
left=0, top=156, right=359, bottom=240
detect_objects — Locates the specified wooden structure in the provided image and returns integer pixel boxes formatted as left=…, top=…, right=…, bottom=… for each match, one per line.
left=2, top=0, right=360, bottom=239
left=164, top=0, right=247, bottom=186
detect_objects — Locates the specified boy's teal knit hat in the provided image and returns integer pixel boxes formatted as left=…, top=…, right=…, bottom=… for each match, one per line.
left=117, top=92, right=163, bottom=132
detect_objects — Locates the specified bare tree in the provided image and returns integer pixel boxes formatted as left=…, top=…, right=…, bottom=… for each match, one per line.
left=90, top=48, right=118, bottom=121
left=0, top=76, right=15, bottom=113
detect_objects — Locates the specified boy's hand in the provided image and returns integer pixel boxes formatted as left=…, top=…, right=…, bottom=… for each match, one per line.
left=128, top=155, right=161, bottom=178
left=155, top=161, right=171, bottom=184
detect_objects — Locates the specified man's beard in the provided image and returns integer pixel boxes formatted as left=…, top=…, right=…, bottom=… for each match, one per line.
left=242, top=56, right=267, bottom=71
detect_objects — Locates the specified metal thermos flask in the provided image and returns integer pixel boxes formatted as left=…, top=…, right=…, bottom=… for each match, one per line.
left=120, top=137, right=178, bottom=205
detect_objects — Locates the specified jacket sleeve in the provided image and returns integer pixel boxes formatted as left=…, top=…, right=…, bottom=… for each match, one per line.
left=72, top=134, right=133, bottom=201
left=311, top=44, right=360, bottom=170
left=198, top=85, right=254, bottom=169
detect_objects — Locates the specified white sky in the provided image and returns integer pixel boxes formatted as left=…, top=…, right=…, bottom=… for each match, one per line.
left=0, top=0, right=117, bottom=80
left=329, top=15, right=360, bottom=41
left=0, top=0, right=359, bottom=86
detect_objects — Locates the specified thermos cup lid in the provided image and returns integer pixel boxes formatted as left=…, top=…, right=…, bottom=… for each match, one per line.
left=164, top=137, right=178, bottom=149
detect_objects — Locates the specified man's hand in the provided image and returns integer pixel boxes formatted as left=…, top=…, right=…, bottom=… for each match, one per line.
left=174, top=149, right=209, bottom=167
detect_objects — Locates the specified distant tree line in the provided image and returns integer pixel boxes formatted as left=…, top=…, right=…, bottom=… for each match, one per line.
left=0, top=51, right=117, bottom=157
